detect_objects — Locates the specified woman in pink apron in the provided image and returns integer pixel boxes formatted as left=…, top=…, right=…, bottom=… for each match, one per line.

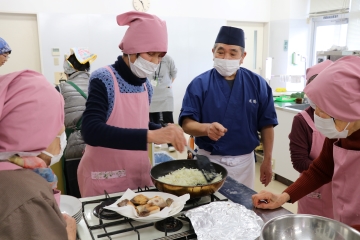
left=78, top=11, right=186, bottom=197
left=289, top=60, right=333, bottom=218
left=0, top=70, right=76, bottom=239
left=252, top=56, right=360, bottom=232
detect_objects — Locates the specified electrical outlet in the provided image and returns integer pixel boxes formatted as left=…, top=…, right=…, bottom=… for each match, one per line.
left=54, top=57, right=59, bottom=66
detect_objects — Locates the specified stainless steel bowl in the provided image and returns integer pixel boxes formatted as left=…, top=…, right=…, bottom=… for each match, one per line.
left=259, top=214, right=360, bottom=240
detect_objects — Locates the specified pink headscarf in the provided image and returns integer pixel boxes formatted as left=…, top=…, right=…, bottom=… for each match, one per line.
left=304, top=56, right=360, bottom=122
left=117, top=11, right=168, bottom=54
left=306, top=60, right=333, bottom=82
left=0, top=70, right=64, bottom=158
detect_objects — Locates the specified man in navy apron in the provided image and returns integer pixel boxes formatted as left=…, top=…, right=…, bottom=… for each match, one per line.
left=179, top=26, right=278, bottom=189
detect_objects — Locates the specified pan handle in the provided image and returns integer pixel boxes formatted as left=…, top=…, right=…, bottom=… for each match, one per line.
left=186, top=145, right=196, bottom=159
left=186, top=145, right=197, bottom=156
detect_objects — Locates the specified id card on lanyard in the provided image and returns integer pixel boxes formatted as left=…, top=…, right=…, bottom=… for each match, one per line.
left=151, top=62, right=162, bottom=87
left=150, top=78, right=158, bottom=87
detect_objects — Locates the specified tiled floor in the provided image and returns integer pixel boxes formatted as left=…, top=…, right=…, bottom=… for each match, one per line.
left=154, top=143, right=298, bottom=214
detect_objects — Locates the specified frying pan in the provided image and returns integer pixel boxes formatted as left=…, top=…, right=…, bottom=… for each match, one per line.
left=150, top=159, right=228, bottom=199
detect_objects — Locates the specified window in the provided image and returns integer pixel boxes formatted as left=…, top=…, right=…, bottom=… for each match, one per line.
left=310, top=15, right=349, bottom=66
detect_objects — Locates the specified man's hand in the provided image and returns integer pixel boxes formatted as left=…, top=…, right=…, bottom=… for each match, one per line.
left=207, top=122, right=228, bottom=141
left=62, top=213, right=76, bottom=240
left=260, top=159, right=272, bottom=186
left=259, top=125, right=274, bottom=186
left=252, top=190, right=290, bottom=209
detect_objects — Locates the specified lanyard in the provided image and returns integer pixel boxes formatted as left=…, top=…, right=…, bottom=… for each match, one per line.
left=154, top=62, right=162, bottom=81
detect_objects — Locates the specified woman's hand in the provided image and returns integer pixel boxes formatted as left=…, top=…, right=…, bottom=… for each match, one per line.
left=148, top=124, right=187, bottom=152
left=62, top=213, right=76, bottom=240
left=252, top=190, right=290, bottom=209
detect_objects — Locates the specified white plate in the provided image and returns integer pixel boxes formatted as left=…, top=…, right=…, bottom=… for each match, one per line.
left=105, top=189, right=190, bottom=223
left=60, top=195, right=82, bottom=216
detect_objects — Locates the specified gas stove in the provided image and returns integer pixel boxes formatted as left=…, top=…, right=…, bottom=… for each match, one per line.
left=76, top=187, right=229, bottom=240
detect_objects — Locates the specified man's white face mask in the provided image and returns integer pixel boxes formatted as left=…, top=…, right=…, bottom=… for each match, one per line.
left=128, top=55, right=159, bottom=78
left=213, top=58, right=241, bottom=77
left=41, top=131, right=67, bottom=166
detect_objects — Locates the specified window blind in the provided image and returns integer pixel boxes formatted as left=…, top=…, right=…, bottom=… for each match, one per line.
left=310, top=0, right=350, bottom=15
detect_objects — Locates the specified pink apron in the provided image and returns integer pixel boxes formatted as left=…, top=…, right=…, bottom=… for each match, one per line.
left=297, top=111, right=333, bottom=218
left=332, top=140, right=360, bottom=225
left=0, top=161, right=61, bottom=206
left=77, top=66, right=153, bottom=197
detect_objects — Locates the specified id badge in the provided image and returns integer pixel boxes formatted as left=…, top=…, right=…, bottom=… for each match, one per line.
left=151, top=79, right=157, bottom=87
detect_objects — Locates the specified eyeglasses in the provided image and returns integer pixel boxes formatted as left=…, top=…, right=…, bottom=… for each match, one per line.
left=1, top=54, right=10, bottom=59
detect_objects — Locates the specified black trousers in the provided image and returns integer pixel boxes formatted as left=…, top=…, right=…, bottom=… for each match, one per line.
left=149, top=111, right=174, bottom=147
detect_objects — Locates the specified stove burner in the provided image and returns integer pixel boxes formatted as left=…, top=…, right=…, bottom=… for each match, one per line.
left=186, top=197, right=201, bottom=205
left=93, top=198, right=123, bottom=220
left=154, top=217, right=183, bottom=233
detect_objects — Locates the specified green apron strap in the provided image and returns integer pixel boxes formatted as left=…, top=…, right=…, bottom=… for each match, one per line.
left=66, top=81, right=88, bottom=130
left=66, top=81, right=88, bottom=100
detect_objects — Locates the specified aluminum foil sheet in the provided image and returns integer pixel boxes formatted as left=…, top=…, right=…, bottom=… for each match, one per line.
left=185, top=202, right=263, bottom=240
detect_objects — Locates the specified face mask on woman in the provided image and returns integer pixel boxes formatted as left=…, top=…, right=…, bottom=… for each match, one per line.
left=41, top=131, right=67, bottom=166
left=314, top=114, right=350, bottom=139
left=213, top=58, right=241, bottom=77
left=307, top=98, right=316, bottom=109
left=128, top=55, right=159, bottom=78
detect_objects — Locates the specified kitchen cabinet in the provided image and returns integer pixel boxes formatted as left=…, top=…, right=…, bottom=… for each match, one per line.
left=272, top=106, right=300, bottom=183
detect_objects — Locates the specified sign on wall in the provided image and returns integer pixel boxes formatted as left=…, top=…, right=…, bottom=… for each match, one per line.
left=283, top=40, right=288, bottom=51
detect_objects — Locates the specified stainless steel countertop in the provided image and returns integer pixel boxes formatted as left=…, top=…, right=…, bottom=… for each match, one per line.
left=218, top=177, right=292, bottom=224
left=274, top=101, right=303, bottom=113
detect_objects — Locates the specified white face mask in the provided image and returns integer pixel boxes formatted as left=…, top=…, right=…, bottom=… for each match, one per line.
left=314, top=114, right=350, bottom=139
left=42, top=131, right=67, bottom=166
left=213, top=58, right=240, bottom=77
left=308, top=98, right=316, bottom=109
left=128, top=55, right=159, bottom=78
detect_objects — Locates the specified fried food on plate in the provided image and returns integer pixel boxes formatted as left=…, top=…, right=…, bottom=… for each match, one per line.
left=147, top=196, right=167, bottom=208
left=166, top=198, right=174, bottom=207
left=130, top=194, right=149, bottom=205
left=136, top=204, right=160, bottom=217
left=118, top=194, right=175, bottom=217
left=117, top=199, right=136, bottom=208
